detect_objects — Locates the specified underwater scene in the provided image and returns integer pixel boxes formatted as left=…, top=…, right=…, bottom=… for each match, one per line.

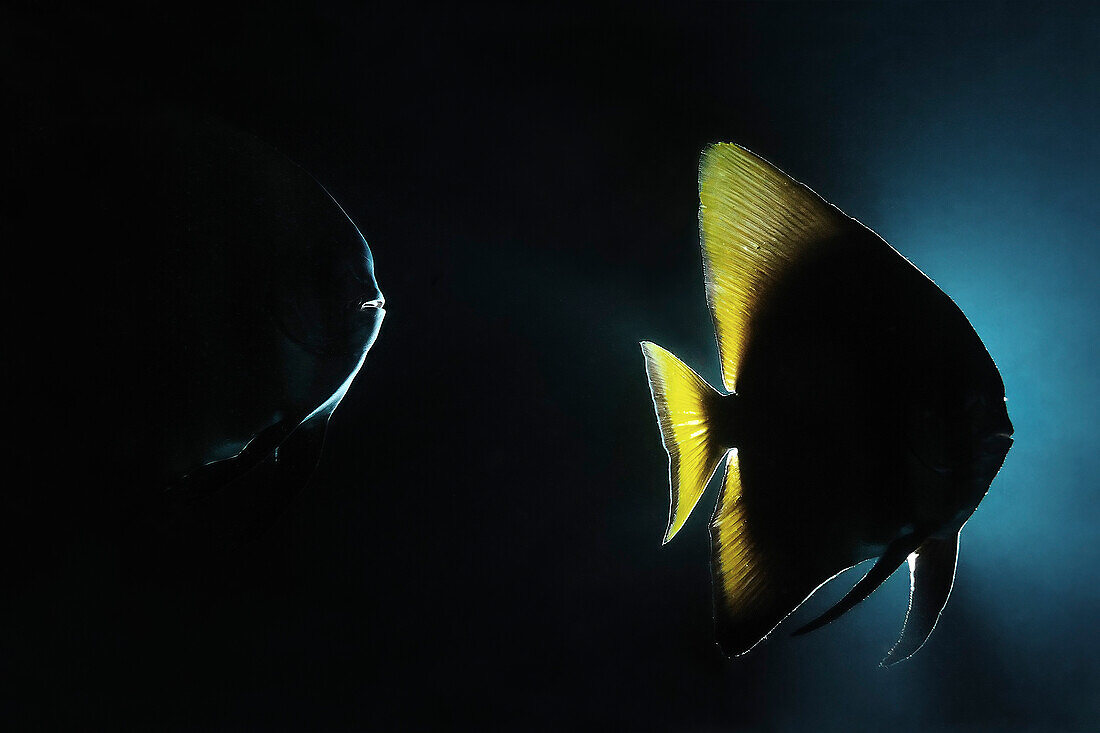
left=4, top=2, right=1097, bottom=730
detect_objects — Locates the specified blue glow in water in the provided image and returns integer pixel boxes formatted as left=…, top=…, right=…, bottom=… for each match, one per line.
left=772, top=6, right=1100, bottom=728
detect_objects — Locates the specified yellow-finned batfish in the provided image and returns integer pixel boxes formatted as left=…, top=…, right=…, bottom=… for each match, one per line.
left=641, top=144, right=1013, bottom=665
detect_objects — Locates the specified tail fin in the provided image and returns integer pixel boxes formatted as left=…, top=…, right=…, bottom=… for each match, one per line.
left=640, top=341, right=728, bottom=544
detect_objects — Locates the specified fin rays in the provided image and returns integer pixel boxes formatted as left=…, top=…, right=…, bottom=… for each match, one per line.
left=710, top=451, right=857, bottom=656
left=710, top=451, right=775, bottom=654
left=641, top=342, right=729, bottom=542
left=699, top=143, right=847, bottom=392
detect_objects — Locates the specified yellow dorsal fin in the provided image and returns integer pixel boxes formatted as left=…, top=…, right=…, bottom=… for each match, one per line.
left=699, top=144, right=848, bottom=392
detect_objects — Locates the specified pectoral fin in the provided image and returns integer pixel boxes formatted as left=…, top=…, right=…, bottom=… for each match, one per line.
left=881, top=532, right=960, bottom=666
left=792, top=532, right=924, bottom=637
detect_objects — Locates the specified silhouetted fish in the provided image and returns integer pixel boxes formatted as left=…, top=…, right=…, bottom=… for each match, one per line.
left=8, top=109, right=385, bottom=555
left=130, top=112, right=387, bottom=549
left=641, top=144, right=1013, bottom=665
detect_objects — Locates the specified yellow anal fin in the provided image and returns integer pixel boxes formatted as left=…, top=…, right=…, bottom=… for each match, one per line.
left=699, top=143, right=848, bottom=393
left=641, top=342, right=728, bottom=543
left=709, top=451, right=849, bottom=656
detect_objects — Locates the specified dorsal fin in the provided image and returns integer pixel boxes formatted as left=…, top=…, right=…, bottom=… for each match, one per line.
left=699, top=144, right=849, bottom=392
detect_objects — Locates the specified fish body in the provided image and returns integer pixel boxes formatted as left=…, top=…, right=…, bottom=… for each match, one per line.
left=10, top=109, right=385, bottom=550
left=134, top=112, right=387, bottom=545
left=641, top=144, right=1012, bottom=664
left=155, top=115, right=383, bottom=466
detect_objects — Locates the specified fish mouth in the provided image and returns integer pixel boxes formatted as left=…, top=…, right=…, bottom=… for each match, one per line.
left=966, top=430, right=1013, bottom=499
left=270, top=292, right=386, bottom=358
left=359, top=297, right=385, bottom=311
left=981, top=429, right=1014, bottom=460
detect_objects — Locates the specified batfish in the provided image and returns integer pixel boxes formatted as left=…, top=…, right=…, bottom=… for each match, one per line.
left=8, top=109, right=386, bottom=554
left=641, top=144, right=1013, bottom=665
left=134, top=112, right=388, bottom=550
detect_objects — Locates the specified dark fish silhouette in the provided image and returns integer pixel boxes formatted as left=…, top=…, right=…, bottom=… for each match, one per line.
left=641, top=144, right=1013, bottom=665
left=128, top=112, right=387, bottom=549
left=8, top=109, right=385, bottom=553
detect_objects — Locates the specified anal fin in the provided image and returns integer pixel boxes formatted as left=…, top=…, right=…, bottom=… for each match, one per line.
left=881, top=532, right=960, bottom=666
left=710, top=451, right=853, bottom=656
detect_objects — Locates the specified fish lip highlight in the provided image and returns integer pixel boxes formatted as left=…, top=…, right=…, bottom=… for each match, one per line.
left=982, top=432, right=1014, bottom=451
left=358, top=297, right=385, bottom=310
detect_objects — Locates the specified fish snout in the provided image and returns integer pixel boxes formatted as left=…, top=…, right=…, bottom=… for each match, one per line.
left=354, top=294, right=386, bottom=355
left=358, top=295, right=386, bottom=311
left=358, top=293, right=386, bottom=324
left=965, top=427, right=1012, bottom=503
left=983, top=402, right=1014, bottom=458
left=981, top=431, right=1013, bottom=459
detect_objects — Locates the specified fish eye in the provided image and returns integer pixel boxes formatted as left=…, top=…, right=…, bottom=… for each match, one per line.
left=964, top=394, right=987, bottom=414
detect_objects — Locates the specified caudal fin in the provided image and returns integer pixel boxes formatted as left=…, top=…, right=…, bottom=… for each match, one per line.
left=641, top=341, right=728, bottom=544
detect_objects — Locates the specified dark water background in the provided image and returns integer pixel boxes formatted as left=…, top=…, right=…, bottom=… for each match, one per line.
left=4, top=2, right=1097, bottom=730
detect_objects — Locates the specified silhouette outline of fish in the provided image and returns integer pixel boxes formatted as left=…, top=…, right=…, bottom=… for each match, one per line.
left=641, top=144, right=1013, bottom=665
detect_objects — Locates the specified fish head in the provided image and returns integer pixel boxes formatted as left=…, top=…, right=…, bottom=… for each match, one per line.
left=956, top=382, right=1014, bottom=514
left=946, top=329, right=1014, bottom=523
left=155, top=214, right=386, bottom=544
left=16, top=109, right=388, bottom=550
left=904, top=335, right=1013, bottom=533
left=267, top=198, right=387, bottom=427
